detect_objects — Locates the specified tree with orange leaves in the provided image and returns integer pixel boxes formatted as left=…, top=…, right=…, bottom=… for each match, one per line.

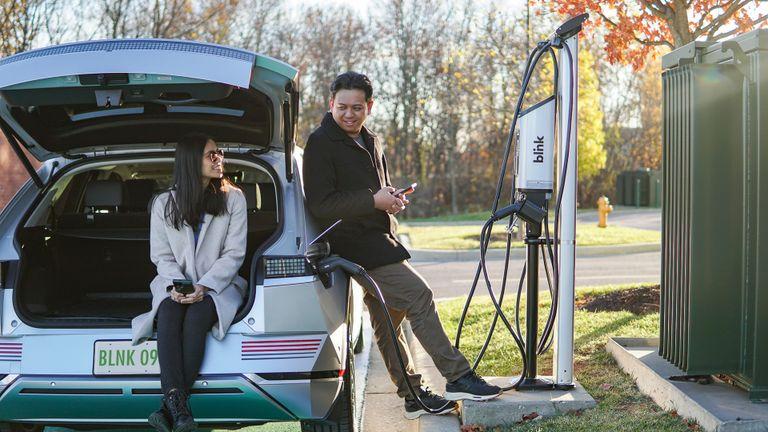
left=551, top=1, right=768, bottom=69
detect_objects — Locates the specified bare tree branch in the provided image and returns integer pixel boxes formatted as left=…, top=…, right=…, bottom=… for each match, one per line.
left=695, top=0, right=750, bottom=38
left=709, top=12, right=768, bottom=40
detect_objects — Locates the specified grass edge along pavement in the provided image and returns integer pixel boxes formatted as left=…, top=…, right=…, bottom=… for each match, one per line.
left=437, top=283, right=700, bottom=432
left=399, top=223, right=660, bottom=250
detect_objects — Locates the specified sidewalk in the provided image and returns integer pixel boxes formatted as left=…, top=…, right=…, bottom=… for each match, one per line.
left=361, top=321, right=460, bottom=432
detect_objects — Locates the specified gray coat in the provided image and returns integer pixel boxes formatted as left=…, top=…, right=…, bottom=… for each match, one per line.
left=131, top=187, right=247, bottom=345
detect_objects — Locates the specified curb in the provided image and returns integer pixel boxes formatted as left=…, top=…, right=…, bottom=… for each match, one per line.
left=402, top=323, right=462, bottom=432
left=408, top=242, right=661, bottom=262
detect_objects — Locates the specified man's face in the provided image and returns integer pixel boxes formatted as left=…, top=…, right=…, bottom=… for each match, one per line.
left=329, top=89, right=373, bottom=137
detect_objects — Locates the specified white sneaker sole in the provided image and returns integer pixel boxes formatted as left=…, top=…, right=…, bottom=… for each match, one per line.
left=403, top=406, right=456, bottom=420
left=444, top=391, right=501, bottom=402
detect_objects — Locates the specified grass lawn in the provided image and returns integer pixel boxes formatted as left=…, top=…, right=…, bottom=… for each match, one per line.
left=404, top=208, right=601, bottom=223
left=405, top=211, right=493, bottom=223
left=437, top=283, right=698, bottom=431
left=398, top=224, right=660, bottom=250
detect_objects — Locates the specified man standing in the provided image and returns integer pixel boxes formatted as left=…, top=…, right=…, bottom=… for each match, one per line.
left=302, top=72, right=501, bottom=420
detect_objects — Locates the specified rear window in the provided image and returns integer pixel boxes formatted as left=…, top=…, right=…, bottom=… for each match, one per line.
left=25, top=159, right=276, bottom=228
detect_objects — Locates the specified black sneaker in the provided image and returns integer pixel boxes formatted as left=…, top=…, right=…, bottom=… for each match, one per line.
left=445, top=370, right=502, bottom=401
left=404, top=387, right=458, bottom=420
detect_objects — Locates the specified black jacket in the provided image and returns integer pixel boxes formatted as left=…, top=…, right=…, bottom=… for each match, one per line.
left=302, top=112, right=410, bottom=269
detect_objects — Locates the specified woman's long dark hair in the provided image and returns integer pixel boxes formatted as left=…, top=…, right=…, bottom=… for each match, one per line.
left=163, top=132, right=230, bottom=230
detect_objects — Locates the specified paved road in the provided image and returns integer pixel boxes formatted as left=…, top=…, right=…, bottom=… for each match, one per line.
left=404, top=206, right=662, bottom=232
left=576, top=206, right=661, bottom=231
left=412, top=251, right=661, bottom=300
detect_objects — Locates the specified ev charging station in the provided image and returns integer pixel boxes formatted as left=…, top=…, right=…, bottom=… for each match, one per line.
left=451, top=13, right=587, bottom=393
left=310, top=13, right=592, bottom=419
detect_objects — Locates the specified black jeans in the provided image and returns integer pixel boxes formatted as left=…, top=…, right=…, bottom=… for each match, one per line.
left=156, top=296, right=217, bottom=395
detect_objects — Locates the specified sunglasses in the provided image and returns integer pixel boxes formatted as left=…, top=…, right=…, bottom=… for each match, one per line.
left=205, top=149, right=224, bottom=162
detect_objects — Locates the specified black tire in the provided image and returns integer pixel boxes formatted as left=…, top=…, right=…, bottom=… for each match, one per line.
left=301, top=325, right=357, bottom=432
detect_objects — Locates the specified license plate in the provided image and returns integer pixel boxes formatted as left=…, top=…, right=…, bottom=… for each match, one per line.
left=93, top=340, right=159, bottom=375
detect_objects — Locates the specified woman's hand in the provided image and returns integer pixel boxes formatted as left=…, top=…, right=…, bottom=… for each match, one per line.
left=178, top=284, right=208, bottom=304
left=169, top=289, right=186, bottom=303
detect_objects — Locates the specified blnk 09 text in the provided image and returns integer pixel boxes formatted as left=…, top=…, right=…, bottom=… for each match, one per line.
left=98, top=348, right=158, bottom=367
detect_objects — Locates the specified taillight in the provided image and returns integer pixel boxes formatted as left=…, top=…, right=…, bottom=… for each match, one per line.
left=262, top=256, right=314, bottom=278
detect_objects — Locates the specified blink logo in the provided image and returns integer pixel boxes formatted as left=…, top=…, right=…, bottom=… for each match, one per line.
left=533, top=136, right=545, bottom=163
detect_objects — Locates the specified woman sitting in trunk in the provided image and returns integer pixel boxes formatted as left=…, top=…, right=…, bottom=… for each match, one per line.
left=131, top=132, right=247, bottom=432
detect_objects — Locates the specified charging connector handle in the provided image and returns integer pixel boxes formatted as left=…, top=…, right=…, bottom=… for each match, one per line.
left=491, top=199, right=547, bottom=226
left=316, top=256, right=366, bottom=276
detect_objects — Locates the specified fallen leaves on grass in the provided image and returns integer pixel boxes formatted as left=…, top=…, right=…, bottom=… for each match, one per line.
left=520, top=412, right=540, bottom=422
left=460, top=425, right=485, bottom=432
left=599, top=383, right=613, bottom=391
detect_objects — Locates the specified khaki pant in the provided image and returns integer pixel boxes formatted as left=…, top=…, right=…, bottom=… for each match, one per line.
left=354, top=260, right=471, bottom=398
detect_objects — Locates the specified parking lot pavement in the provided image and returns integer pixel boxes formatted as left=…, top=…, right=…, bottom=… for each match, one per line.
left=576, top=206, right=661, bottom=231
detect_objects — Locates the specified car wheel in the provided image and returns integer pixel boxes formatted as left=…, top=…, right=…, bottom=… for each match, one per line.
left=353, top=321, right=364, bottom=354
left=301, top=325, right=357, bottom=432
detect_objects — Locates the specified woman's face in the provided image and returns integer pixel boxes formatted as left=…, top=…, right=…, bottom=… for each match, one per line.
left=201, top=139, right=224, bottom=182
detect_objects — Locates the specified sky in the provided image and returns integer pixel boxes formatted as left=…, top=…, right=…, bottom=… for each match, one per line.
left=289, top=0, right=527, bottom=16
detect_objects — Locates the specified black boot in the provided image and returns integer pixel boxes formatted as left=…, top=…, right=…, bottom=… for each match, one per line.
left=164, top=388, right=198, bottom=432
left=147, top=402, right=172, bottom=432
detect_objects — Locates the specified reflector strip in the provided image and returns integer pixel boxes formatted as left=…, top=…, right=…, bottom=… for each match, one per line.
left=241, top=338, right=323, bottom=361
left=0, top=343, right=22, bottom=361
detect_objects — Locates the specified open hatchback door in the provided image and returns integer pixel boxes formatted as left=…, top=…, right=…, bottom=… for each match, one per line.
left=0, top=39, right=300, bottom=180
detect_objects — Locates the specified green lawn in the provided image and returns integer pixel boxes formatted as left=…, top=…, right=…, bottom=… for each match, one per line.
left=404, top=210, right=588, bottom=223
left=405, top=211, right=493, bottom=223
left=398, top=224, right=660, bottom=250
left=436, top=284, right=697, bottom=431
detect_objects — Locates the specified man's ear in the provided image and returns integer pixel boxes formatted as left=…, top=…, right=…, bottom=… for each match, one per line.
left=367, top=99, right=374, bottom=114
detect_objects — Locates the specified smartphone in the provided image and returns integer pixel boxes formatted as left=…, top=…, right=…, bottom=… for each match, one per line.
left=173, top=279, right=195, bottom=295
left=394, top=182, right=418, bottom=196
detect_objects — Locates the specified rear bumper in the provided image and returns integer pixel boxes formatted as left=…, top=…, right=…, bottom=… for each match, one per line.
left=0, top=373, right=341, bottom=425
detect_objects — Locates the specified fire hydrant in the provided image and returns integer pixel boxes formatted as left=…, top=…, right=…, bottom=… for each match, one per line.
left=597, top=196, right=613, bottom=228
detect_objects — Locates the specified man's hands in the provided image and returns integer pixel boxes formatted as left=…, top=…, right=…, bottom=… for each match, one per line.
left=373, top=187, right=410, bottom=215
left=170, top=284, right=208, bottom=304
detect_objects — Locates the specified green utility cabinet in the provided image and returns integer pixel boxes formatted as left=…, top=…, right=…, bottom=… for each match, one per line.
left=615, top=169, right=661, bottom=207
left=661, top=30, right=768, bottom=401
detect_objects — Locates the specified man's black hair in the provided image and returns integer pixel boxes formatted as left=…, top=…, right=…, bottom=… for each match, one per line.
left=330, top=72, right=373, bottom=101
